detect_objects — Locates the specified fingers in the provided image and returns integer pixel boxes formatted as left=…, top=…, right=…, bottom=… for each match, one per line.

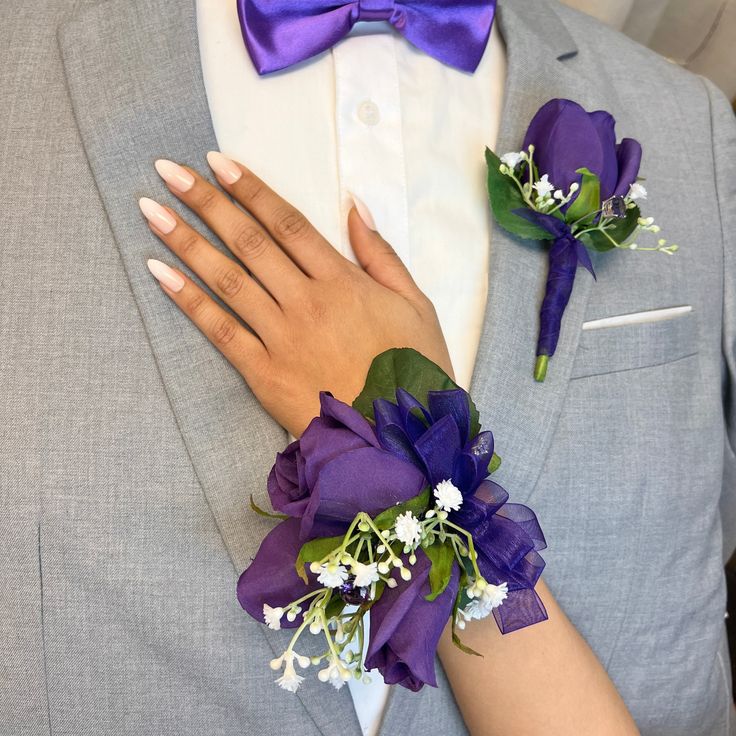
left=154, top=159, right=305, bottom=301
left=146, top=258, right=268, bottom=379
left=139, top=197, right=282, bottom=337
left=347, top=203, right=423, bottom=305
left=205, top=151, right=346, bottom=279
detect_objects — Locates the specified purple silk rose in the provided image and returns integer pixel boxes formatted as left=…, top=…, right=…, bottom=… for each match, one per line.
left=522, top=98, right=642, bottom=206
left=238, top=392, right=427, bottom=624
left=365, top=550, right=459, bottom=691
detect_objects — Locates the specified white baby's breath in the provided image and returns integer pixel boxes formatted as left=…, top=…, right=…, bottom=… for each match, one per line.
left=628, top=182, right=647, bottom=201
left=352, top=561, right=380, bottom=587
left=460, top=582, right=509, bottom=622
left=272, top=650, right=309, bottom=693
left=533, top=174, right=555, bottom=198
left=500, top=151, right=524, bottom=169
left=433, top=479, right=463, bottom=513
left=318, top=657, right=352, bottom=690
left=262, top=604, right=284, bottom=631
left=394, top=511, right=422, bottom=547
left=317, top=563, right=349, bottom=588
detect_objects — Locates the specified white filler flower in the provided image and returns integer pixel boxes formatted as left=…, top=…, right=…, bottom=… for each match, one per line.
left=533, top=174, right=555, bottom=199
left=462, top=582, right=509, bottom=622
left=434, top=479, right=463, bottom=513
left=262, top=604, right=284, bottom=631
left=500, top=151, right=524, bottom=169
left=394, top=511, right=422, bottom=547
left=317, top=563, right=349, bottom=588
left=627, top=182, right=647, bottom=201
left=318, top=657, right=352, bottom=690
left=273, top=652, right=306, bottom=693
left=352, top=561, right=380, bottom=588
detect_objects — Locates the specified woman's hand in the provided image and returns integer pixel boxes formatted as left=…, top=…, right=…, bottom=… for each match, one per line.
left=140, top=152, right=453, bottom=437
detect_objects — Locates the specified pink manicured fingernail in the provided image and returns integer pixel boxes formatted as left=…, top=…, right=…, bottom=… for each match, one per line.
left=350, top=192, right=377, bottom=231
left=206, top=151, right=242, bottom=184
left=147, top=258, right=185, bottom=292
left=154, top=159, right=195, bottom=193
left=139, top=197, right=177, bottom=234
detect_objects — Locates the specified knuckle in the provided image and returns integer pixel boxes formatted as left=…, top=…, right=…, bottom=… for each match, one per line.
left=274, top=208, right=309, bottom=241
left=239, top=175, right=266, bottom=205
left=212, top=316, right=238, bottom=346
left=302, top=294, right=328, bottom=323
left=232, top=224, right=268, bottom=260
left=195, top=187, right=219, bottom=213
left=215, top=266, right=245, bottom=298
left=186, top=292, right=207, bottom=316
left=177, top=232, right=200, bottom=256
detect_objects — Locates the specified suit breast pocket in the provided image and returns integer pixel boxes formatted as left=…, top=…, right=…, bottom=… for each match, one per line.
left=571, top=308, right=699, bottom=379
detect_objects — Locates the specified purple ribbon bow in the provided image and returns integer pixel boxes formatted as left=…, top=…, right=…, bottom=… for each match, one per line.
left=237, top=0, right=498, bottom=75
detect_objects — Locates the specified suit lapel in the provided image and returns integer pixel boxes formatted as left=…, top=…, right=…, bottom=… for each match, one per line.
left=58, top=0, right=285, bottom=576
left=468, top=0, right=599, bottom=506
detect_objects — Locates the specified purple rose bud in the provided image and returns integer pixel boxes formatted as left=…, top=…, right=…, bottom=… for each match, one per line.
left=267, top=440, right=309, bottom=517
left=523, top=98, right=642, bottom=205
left=239, top=393, right=429, bottom=626
left=365, top=551, right=459, bottom=690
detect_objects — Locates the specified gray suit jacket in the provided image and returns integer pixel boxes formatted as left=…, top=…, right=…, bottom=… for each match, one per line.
left=2, top=0, right=735, bottom=734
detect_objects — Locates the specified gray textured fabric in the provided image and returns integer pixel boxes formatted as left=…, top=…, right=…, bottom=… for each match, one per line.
left=1, top=0, right=735, bottom=734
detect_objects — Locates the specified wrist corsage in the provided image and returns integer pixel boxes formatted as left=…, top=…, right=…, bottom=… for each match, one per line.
left=238, top=349, right=547, bottom=693
left=486, top=98, right=679, bottom=382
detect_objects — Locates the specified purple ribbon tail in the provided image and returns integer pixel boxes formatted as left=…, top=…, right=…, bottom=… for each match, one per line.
left=493, top=587, right=548, bottom=634
left=464, top=482, right=548, bottom=633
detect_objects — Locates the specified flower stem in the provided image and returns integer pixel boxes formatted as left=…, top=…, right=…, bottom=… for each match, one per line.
left=534, top=355, right=549, bottom=383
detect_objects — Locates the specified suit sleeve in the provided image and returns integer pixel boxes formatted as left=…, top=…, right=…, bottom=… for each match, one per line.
left=707, top=78, right=736, bottom=560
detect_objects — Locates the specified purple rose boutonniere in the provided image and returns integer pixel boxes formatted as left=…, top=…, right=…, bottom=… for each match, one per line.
left=238, top=349, right=547, bottom=693
left=486, top=98, right=679, bottom=381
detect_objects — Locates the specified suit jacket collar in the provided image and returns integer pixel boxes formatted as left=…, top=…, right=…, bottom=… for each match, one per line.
left=59, top=2, right=592, bottom=733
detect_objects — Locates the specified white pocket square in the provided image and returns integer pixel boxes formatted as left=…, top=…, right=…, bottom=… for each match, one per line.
left=582, top=306, right=692, bottom=331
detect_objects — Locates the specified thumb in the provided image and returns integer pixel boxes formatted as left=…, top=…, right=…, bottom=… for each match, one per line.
left=347, top=194, right=420, bottom=301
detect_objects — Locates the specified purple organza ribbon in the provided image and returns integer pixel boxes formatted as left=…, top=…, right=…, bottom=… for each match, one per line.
left=373, top=388, right=549, bottom=633
left=237, top=0, right=498, bottom=75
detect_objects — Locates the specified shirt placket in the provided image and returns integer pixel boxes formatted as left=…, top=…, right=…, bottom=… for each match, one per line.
left=332, top=32, right=411, bottom=270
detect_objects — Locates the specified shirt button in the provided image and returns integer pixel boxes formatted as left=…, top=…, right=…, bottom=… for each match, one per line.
left=357, top=99, right=381, bottom=126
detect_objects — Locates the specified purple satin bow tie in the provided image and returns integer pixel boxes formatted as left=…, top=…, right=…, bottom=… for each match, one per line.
left=237, top=0, right=498, bottom=75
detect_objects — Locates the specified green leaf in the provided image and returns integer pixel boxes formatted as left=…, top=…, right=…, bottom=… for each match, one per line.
left=250, top=495, right=288, bottom=521
left=325, top=596, right=347, bottom=621
left=373, top=487, right=431, bottom=531
left=424, top=543, right=456, bottom=601
left=565, top=167, right=600, bottom=223
left=579, top=204, right=641, bottom=252
left=450, top=567, right=483, bottom=657
left=294, top=535, right=344, bottom=584
left=452, top=630, right=483, bottom=658
left=488, top=453, right=502, bottom=475
left=352, top=348, right=482, bottom=438
left=485, top=148, right=552, bottom=242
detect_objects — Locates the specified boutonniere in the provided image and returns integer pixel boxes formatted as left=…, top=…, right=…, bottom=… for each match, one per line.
left=238, top=349, right=547, bottom=693
left=486, top=98, right=679, bottom=382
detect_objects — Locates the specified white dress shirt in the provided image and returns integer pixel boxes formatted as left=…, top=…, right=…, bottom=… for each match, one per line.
left=196, top=3, right=506, bottom=733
